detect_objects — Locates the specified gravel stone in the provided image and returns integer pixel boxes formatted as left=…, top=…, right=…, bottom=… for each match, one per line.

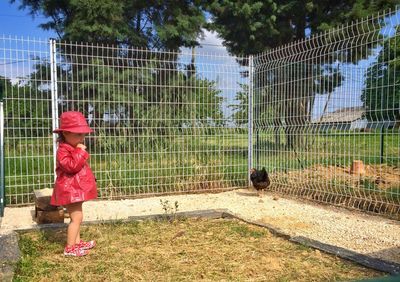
left=1, top=189, right=399, bottom=263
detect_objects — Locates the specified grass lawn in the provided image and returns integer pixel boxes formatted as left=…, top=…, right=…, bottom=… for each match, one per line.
left=14, top=218, right=383, bottom=282
left=4, top=130, right=399, bottom=206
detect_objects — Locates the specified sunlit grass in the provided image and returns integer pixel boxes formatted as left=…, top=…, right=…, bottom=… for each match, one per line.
left=14, top=218, right=383, bottom=282
left=5, top=130, right=399, bottom=205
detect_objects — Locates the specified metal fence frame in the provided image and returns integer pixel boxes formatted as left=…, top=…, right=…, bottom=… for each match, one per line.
left=252, top=8, right=400, bottom=218
left=0, top=73, right=4, bottom=216
left=1, top=37, right=54, bottom=208
left=0, top=7, right=399, bottom=219
left=1, top=36, right=249, bottom=206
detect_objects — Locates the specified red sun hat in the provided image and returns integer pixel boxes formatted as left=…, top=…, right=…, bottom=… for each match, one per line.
left=53, top=111, right=93, bottom=134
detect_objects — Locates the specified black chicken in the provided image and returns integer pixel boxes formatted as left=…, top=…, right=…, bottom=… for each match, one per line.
left=250, top=167, right=270, bottom=195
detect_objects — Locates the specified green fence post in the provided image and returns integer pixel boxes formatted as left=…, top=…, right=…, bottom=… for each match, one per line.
left=380, top=127, right=385, bottom=164
left=0, top=81, right=5, bottom=217
left=248, top=55, right=254, bottom=185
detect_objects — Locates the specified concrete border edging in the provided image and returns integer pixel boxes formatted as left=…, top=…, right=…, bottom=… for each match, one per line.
left=222, top=211, right=400, bottom=276
left=0, top=231, right=20, bottom=282
left=290, top=236, right=400, bottom=276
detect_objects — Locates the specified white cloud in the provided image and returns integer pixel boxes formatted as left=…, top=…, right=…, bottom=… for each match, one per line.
left=179, top=29, right=246, bottom=124
left=200, top=29, right=224, bottom=47
left=0, top=59, right=35, bottom=84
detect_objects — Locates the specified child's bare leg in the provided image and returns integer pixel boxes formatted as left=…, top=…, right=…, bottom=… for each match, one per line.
left=65, top=202, right=83, bottom=246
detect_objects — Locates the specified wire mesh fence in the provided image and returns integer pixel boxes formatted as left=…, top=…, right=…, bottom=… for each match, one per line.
left=0, top=36, right=249, bottom=205
left=253, top=9, right=400, bottom=218
left=0, top=7, right=399, bottom=219
left=0, top=37, right=53, bottom=206
left=55, top=42, right=249, bottom=200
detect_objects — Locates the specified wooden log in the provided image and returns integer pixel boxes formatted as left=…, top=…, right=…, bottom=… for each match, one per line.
left=63, top=208, right=70, bottom=219
left=36, top=209, right=64, bottom=224
left=33, top=188, right=58, bottom=211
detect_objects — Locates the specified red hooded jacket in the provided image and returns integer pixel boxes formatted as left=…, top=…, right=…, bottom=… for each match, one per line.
left=50, top=142, right=97, bottom=206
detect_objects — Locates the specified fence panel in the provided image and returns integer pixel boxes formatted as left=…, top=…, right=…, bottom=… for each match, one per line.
left=253, top=9, right=400, bottom=218
left=0, top=36, right=53, bottom=205
left=53, top=42, right=249, bottom=200
left=1, top=8, right=399, bottom=219
left=1, top=37, right=249, bottom=205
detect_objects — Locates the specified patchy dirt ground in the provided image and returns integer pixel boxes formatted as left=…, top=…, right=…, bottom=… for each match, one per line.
left=273, top=164, right=400, bottom=190
left=268, top=164, right=400, bottom=217
left=1, top=189, right=399, bottom=265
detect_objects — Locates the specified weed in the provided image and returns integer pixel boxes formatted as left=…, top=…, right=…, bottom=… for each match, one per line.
left=229, top=224, right=267, bottom=238
left=160, top=199, right=179, bottom=221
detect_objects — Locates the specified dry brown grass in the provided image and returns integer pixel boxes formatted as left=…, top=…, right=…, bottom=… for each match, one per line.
left=15, top=218, right=383, bottom=281
left=273, top=164, right=400, bottom=191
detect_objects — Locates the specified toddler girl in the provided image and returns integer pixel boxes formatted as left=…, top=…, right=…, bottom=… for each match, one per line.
left=50, top=111, right=97, bottom=257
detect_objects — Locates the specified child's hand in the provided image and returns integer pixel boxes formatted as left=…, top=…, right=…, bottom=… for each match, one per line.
left=76, top=144, right=87, bottom=150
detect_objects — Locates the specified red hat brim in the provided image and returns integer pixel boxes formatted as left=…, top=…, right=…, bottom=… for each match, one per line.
left=53, top=126, right=94, bottom=134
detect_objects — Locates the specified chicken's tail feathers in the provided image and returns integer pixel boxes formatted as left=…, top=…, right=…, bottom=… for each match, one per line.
left=260, top=167, right=268, bottom=178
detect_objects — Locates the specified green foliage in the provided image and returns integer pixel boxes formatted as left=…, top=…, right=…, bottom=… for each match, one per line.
left=229, top=224, right=267, bottom=238
left=160, top=199, right=179, bottom=215
left=309, top=0, right=400, bottom=32
left=206, top=0, right=281, bottom=55
left=206, top=0, right=400, bottom=56
left=229, top=83, right=248, bottom=126
left=18, top=236, right=40, bottom=258
left=1, top=76, right=51, bottom=138
left=11, top=0, right=206, bottom=49
left=360, top=178, right=379, bottom=192
left=22, top=54, right=224, bottom=151
left=64, top=0, right=125, bottom=43
left=208, top=0, right=398, bottom=146
left=362, top=28, right=400, bottom=122
left=387, top=186, right=400, bottom=201
left=15, top=233, right=60, bottom=281
left=160, top=199, right=180, bottom=222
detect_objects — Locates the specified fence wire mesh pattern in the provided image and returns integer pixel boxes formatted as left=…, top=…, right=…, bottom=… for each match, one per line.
left=1, top=37, right=53, bottom=205
left=253, top=9, right=400, bottom=218
left=0, top=8, right=399, bottom=218
left=0, top=36, right=249, bottom=205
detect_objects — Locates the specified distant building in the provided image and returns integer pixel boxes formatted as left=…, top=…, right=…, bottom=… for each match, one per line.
left=311, top=106, right=397, bottom=131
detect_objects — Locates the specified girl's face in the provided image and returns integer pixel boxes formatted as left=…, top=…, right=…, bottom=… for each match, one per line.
left=62, top=131, right=86, bottom=147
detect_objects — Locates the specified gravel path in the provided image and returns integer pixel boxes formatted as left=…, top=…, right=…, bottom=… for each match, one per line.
left=1, top=189, right=399, bottom=264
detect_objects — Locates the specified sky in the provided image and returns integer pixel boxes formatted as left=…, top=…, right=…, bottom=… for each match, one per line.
left=0, top=1, right=56, bottom=38
left=0, top=0, right=55, bottom=84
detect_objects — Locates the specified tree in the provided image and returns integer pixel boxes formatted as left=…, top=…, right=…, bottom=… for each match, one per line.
left=23, top=51, right=224, bottom=152
left=362, top=28, right=400, bottom=123
left=229, top=83, right=248, bottom=126
left=1, top=76, right=51, bottom=138
left=11, top=0, right=206, bottom=49
left=206, top=0, right=399, bottom=150
left=206, top=0, right=400, bottom=56
left=10, top=0, right=224, bottom=150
